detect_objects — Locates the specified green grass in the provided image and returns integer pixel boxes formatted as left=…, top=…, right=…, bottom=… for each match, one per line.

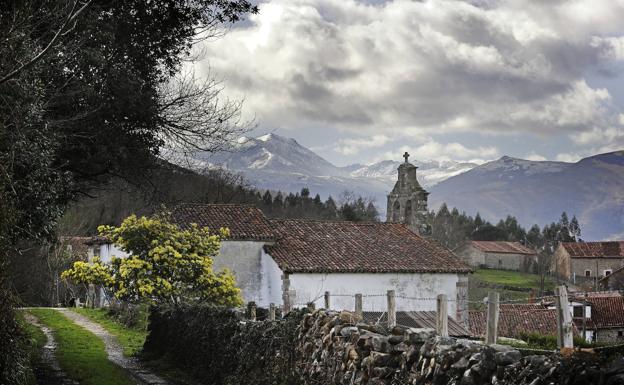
left=469, top=268, right=559, bottom=310
left=72, top=307, right=148, bottom=357
left=27, top=308, right=136, bottom=385
left=15, top=311, right=47, bottom=385
left=474, top=268, right=557, bottom=290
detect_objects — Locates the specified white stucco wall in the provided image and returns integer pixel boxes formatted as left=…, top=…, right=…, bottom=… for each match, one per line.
left=288, top=272, right=461, bottom=319
left=259, top=250, right=283, bottom=307
left=87, top=243, right=129, bottom=264
left=215, top=240, right=269, bottom=305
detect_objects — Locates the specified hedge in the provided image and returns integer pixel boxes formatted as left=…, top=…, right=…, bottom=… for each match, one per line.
left=143, top=304, right=305, bottom=385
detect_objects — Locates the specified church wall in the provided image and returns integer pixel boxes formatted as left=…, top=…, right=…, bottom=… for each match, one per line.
left=217, top=240, right=276, bottom=306
left=287, top=272, right=461, bottom=319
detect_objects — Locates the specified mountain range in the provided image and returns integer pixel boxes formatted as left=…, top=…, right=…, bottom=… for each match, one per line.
left=191, top=133, right=624, bottom=241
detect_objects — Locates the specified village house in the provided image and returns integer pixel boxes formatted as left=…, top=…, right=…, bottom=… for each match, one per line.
left=553, top=241, right=624, bottom=286
left=455, top=241, right=537, bottom=272
left=569, top=292, right=624, bottom=344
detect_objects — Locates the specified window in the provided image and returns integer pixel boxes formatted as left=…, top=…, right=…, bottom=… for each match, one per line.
left=585, top=270, right=591, bottom=277
left=498, top=259, right=502, bottom=266
left=605, top=270, right=612, bottom=276
left=573, top=306, right=584, bottom=318
left=618, top=331, right=623, bottom=338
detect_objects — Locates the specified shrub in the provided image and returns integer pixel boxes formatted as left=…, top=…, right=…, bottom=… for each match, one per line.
left=143, top=304, right=304, bottom=385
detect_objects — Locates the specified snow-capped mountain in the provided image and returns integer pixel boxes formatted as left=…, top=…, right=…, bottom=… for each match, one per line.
left=191, top=133, right=476, bottom=212
left=429, top=152, right=624, bottom=240
left=190, top=134, right=624, bottom=239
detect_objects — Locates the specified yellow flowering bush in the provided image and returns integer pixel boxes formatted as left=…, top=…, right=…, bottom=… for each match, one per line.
left=62, top=214, right=243, bottom=306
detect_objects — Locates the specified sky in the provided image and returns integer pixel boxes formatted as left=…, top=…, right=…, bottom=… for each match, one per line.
left=193, top=0, right=624, bottom=166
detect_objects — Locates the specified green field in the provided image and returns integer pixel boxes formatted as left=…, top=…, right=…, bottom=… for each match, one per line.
left=469, top=268, right=558, bottom=310
left=72, top=307, right=148, bottom=357
left=27, top=309, right=136, bottom=385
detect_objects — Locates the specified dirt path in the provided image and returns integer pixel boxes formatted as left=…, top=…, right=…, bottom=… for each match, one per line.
left=56, top=308, right=168, bottom=385
left=22, top=312, right=79, bottom=385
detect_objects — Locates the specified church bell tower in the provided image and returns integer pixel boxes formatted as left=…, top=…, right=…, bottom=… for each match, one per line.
left=386, top=152, right=431, bottom=236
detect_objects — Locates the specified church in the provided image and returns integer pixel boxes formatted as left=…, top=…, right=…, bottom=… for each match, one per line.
left=386, top=152, right=431, bottom=236
left=85, top=154, right=471, bottom=325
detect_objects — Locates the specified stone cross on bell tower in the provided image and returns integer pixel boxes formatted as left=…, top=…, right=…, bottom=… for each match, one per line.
left=387, top=152, right=431, bottom=236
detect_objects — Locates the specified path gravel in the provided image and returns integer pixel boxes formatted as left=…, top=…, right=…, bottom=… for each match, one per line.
left=56, top=308, right=168, bottom=385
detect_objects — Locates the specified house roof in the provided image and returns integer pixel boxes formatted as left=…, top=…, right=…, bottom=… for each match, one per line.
left=469, top=307, right=564, bottom=338
left=571, top=293, right=624, bottom=329
left=58, top=236, right=90, bottom=258
left=363, top=311, right=470, bottom=337
left=265, top=219, right=472, bottom=274
left=562, top=241, right=624, bottom=258
left=169, top=203, right=276, bottom=241
left=468, top=241, right=536, bottom=255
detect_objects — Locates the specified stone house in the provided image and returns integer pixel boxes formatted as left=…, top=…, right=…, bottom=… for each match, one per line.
left=570, top=292, right=624, bottom=344
left=553, top=241, right=624, bottom=285
left=456, top=241, right=537, bottom=272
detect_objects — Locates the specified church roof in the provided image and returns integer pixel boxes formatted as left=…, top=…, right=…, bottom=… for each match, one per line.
left=265, top=219, right=471, bottom=274
left=468, top=241, right=536, bottom=255
left=169, top=203, right=277, bottom=241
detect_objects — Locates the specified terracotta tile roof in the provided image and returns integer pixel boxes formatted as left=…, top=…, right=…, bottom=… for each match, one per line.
left=469, top=307, right=563, bottom=338
left=562, top=241, right=624, bottom=258
left=571, top=293, right=624, bottom=329
left=265, top=219, right=472, bottom=274
left=169, top=203, right=276, bottom=241
left=469, top=241, right=536, bottom=255
left=363, top=311, right=470, bottom=337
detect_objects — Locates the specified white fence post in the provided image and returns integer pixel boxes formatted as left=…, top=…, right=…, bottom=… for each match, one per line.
left=387, top=290, right=396, bottom=328
left=485, top=292, right=499, bottom=345
left=437, top=294, right=449, bottom=337
left=555, top=285, right=574, bottom=349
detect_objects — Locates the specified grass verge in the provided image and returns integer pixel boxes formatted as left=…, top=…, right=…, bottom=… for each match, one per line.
left=72, top=307, right=147, bottom=357
left=474, top=268, right=557, bottom=290
left=27, top=308, right=136, bottom=385
left=14, top=311, right=47, bottom=385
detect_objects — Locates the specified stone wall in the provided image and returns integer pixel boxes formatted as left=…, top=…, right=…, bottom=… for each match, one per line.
left=144, top=305, right=624, bottom=385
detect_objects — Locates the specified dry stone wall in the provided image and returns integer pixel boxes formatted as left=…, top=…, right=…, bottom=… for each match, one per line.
left=144, top=305, right=624, bottom=385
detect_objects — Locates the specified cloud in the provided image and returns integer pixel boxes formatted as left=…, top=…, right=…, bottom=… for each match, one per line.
left=371, top=138, right=499, bottom=163
left=334, top=134, right=391, bottom=155
left=195, top=0, right=624, bottom=161
left=525, top=152, right=547, bottom=161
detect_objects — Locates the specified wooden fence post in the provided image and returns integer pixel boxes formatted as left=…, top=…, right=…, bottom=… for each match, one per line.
left=355, top=294, right=363, bottom=319
left=269, top=303, right=276, bottom=321
left=485, top=292, right=499, bottom=345
left=307, top=302, right=315, bottom=312
left=324, top=291, right=330, bottom=309
left=555, top=285, right=574, bottom=349
left=387, top=290, right=396, bottom=328
left=249, top=302, right=257, bottom=322
left=437, top=294, right=449, bottom=337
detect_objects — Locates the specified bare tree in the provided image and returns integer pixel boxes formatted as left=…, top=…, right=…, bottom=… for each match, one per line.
left=158, top=71, right=253, bottom=157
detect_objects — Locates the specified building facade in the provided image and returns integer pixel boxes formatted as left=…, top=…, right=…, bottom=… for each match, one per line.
left=553, top=242, right=624, bottom=286
left=456, top=241, right=537, bottom=272
left=386, top=152, right=431, bottom=236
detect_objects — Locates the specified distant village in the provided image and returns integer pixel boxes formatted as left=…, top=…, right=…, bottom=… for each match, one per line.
left=61, top=153, right=624, bottom=346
